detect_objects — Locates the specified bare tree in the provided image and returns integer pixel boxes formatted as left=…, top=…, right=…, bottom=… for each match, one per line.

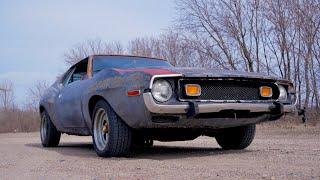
left=158, top=31, right=196, bottom=67
left=25, top=81, right=49, bottom=112
left=0, top=80, right=15, bottom=111
left=175, top=0, right=272, bottom=72
left=128, top=37, right=161, bottom=58
left=64, top=39, right=124, bottom=65
left=264, top=0, right=294, bottom=80
left=128, top=31, right=197, bottom=67
left=175, top=0, right=238, bottom=70
left=292, top=0, right=320, bottom=107
left=59, top=0, right=320, bottom=111
left=175, top=0, right=320, bottom=110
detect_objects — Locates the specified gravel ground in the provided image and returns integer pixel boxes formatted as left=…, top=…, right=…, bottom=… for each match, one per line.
left=0, top=125, right=319, bottom=180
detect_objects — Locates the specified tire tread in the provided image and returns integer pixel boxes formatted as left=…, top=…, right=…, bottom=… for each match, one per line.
left=41, top=111, right=61, bottom=147
left=215, top=124, right=256, bottom=150
left=92, top=100, right=132, bottom=157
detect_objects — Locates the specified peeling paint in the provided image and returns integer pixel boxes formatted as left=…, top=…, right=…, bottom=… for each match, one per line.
left=39, top=55, right=295, bottom=136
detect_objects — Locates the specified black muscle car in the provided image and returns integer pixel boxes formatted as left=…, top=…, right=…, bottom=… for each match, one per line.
left=39, top=55, right=296, bottom=157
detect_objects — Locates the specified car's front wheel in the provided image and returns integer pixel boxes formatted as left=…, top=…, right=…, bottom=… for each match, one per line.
left=215, top=124, right=256, bottom=150
left=40, top=111, right=61, bottom=147
left=92, top=100, right=133, bottom=157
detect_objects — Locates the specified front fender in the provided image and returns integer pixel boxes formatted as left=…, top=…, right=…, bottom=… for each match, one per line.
left=82, top=70, right=153, bottom=131
left=39, top=82, right=64, bottom=131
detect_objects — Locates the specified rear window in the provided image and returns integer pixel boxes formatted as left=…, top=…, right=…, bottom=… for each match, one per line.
left=93, top=56, right=172, bottom=73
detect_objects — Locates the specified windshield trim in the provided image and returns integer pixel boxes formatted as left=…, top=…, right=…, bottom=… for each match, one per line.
left=92, top=56, right=173, bottom=73
left=93, top=54, right=167, bottom=61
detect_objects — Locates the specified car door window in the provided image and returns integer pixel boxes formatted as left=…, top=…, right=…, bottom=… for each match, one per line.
left=68, top=72, right=85, bottom=84
left=67, top=60, right=88, bottom=85
left=59, top=68, right=75, bottom=86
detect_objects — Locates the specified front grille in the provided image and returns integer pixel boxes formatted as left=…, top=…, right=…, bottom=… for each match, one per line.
left=178, top=79, right=278, bottom=101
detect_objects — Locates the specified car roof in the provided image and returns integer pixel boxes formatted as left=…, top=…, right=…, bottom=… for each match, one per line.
left=91, top=54, right=167, bottom=61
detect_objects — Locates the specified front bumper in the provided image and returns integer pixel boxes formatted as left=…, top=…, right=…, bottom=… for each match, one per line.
left=143, top=92, right=296, bottom=114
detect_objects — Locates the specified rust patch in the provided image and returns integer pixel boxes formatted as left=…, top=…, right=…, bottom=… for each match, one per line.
left=87, top=56, right=93, bottom=78
left=114, top=68, right=176, bottom=76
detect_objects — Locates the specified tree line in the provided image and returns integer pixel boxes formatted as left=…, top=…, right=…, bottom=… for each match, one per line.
left=0, top=0, right=319, bottom=132
left=64, top=0, right=320, bottom=110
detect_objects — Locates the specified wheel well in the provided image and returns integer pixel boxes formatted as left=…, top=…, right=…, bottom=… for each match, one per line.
left=88, top=95, right=106, bottom=119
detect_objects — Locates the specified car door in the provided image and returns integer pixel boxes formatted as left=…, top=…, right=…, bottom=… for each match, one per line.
left=55, top=60, right=89, bottom=128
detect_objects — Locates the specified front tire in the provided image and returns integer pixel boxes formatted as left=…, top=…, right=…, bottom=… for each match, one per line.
left=215, top=124, right=256, bottom=150
left=92, top=100, right=132, bottom=157
left=40, top=111, right=61, bottom=147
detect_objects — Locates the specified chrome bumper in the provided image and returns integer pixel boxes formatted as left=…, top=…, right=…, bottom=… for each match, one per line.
left=143, top=92, right=295, bottom=114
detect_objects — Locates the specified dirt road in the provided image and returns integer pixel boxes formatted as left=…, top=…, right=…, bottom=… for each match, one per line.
left=0, top=126, right=319, bottom=180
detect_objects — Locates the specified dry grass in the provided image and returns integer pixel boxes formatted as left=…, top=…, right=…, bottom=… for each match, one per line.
left=259, top=110, right=319, bottom=129
left=0, top=109, right=318, bottom=133
left=0, top=110, right=40, bottom=133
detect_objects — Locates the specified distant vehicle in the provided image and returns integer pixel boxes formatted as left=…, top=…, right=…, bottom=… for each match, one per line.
left=39, top=55, right=296, bottom=157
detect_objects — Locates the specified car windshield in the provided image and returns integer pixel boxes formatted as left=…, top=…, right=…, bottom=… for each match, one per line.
left=93, top=56, right=173, bottom=72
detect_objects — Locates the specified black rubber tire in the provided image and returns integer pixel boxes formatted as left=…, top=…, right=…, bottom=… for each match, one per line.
left=40, top=111, right=61, bottom=147
left=215, top=124, right=256, bottom=150
left=92, top=100, right=133, bottom=157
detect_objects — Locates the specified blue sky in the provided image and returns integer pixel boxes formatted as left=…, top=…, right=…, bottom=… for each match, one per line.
left=0, top=0, right=175, bottom=104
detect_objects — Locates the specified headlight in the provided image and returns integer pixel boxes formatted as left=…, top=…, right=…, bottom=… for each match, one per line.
left=277, top=85, right=288, bottom=101
left=151, top=79, right=173, bottom=102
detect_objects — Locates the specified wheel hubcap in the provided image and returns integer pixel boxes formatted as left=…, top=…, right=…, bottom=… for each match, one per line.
left=93, top=108, right=109, bottom=151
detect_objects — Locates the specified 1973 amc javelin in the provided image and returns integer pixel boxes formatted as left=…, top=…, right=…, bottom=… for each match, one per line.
left=40, top=55, right=296, bottom=157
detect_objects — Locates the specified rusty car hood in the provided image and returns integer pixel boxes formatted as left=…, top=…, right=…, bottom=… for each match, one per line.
left=115, top=67, right=279, bottom=81
left=169, top=67, right=278, bottom=80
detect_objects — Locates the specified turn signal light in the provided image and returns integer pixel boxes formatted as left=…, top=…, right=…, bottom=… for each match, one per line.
left=260, top=86, right=273, bottom=97
left=185, top=84, right=201, bottom=96
left=127, top=90, right=141, bottom=97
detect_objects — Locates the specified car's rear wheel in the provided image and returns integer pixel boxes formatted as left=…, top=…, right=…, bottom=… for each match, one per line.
left=40, top=111, right=61, bottom=147
left=92, top=100, right=132, bottom=157
left=215, top=124, right=256, bottom=150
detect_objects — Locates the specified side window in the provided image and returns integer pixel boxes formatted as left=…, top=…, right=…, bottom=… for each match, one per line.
left=68, top=61, right=88, bottom=84
left=61, top=68, right=75, bottom=86
left=61, top=60, right=88, bottom=86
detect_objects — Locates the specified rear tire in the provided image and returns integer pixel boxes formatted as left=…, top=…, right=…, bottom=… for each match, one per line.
left=40, top=111, right=61, bottom=147
left=215, top=124, right=256, bottom=150
left=92, top=100, right=133, bottom=157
